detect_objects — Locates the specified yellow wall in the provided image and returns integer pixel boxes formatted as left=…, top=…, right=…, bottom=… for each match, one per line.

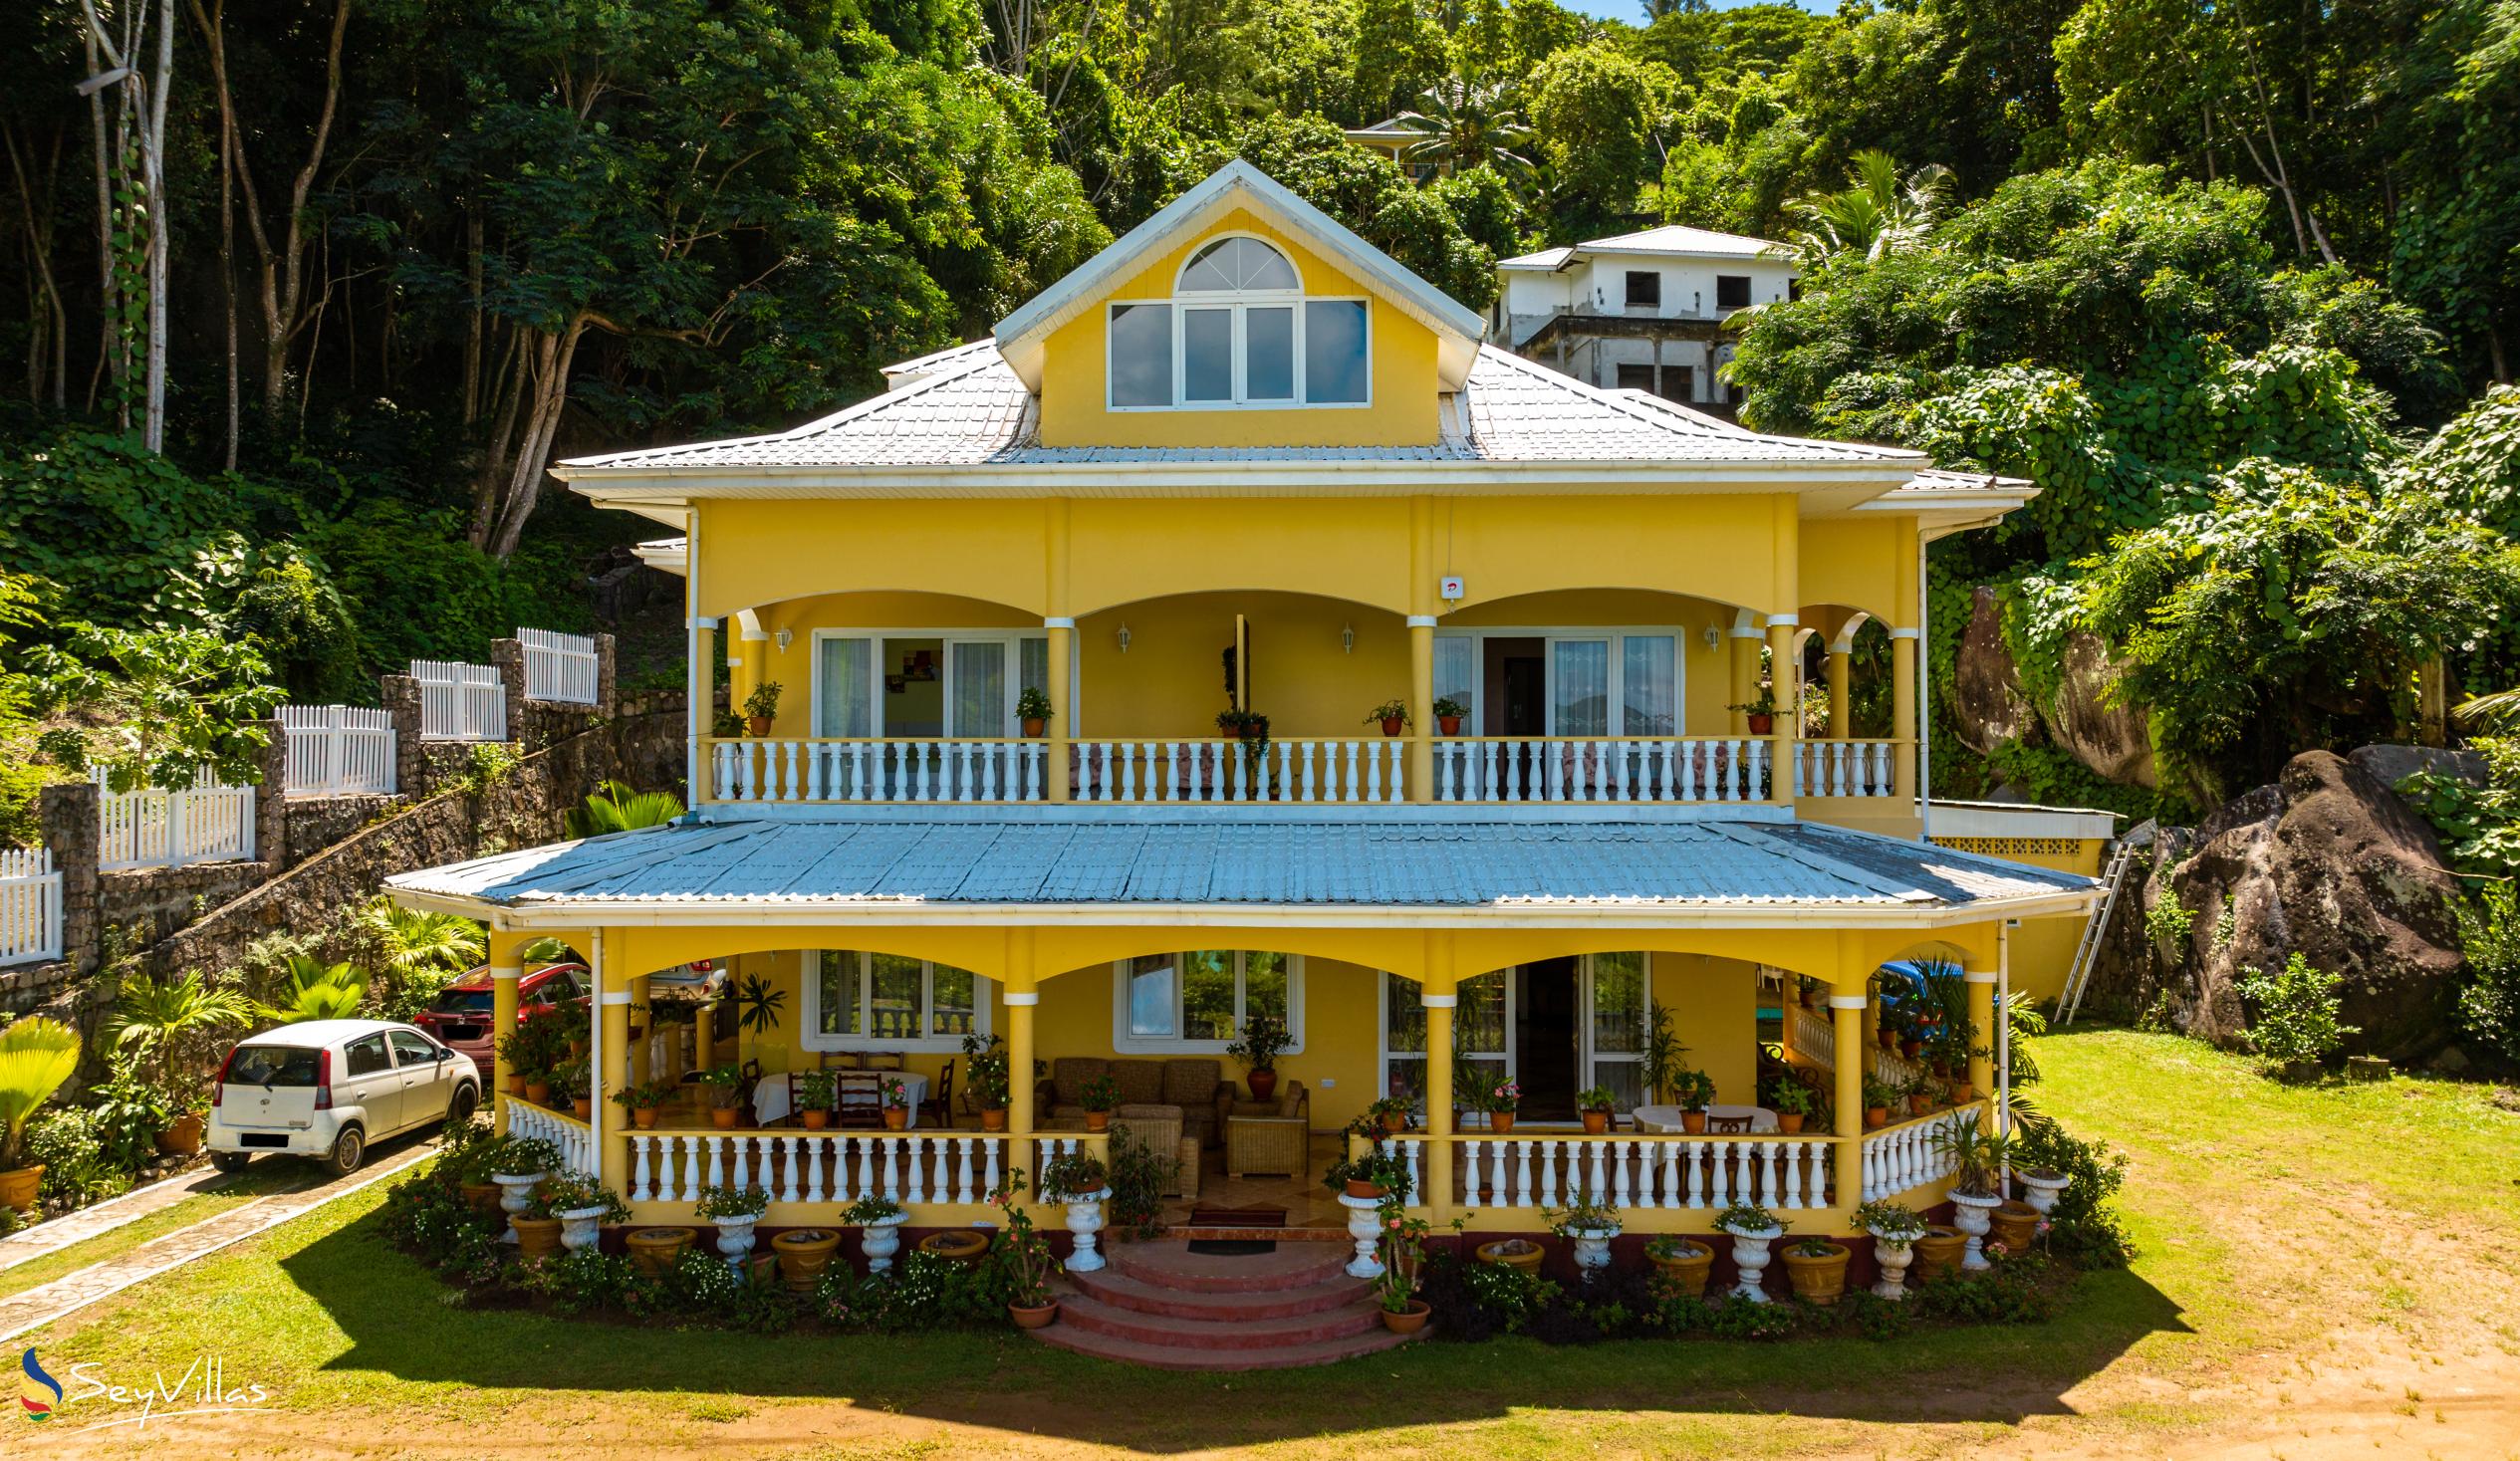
left=1077, top=593, right=1407, bottom=738
left=1927, top=836, right=2109, bottom=1003
left=1035, top=207, right=1442, bottom=449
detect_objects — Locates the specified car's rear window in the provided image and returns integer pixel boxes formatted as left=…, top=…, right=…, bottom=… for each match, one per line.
left=227, top=1046, right=320, bottom=1088
left=430, top=989, right=493, bottom=1014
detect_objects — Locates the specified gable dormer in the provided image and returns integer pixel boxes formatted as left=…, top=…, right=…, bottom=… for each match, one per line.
left=993, top=162, right=1484, bottom=450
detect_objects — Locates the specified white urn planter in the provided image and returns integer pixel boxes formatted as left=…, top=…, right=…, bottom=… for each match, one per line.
left=2016, top=1168, right=2072, bottom=1217
left=558, top=1204, right=610, bottom=1253
left=1949, top=1191, right=2003, bottom=1270
left=1337, top=1192, right=1386, bottom=1279
left=1869, top=1237, right=1916, bottom=1300
left=491, top=1171, right=547, bottom=1244
left=1565, top=1223, right=1622, bottom=1274
left=1063, top=1188, right=1113, bottom=1274
left=862, top=1213, right=908, bottom=1275
left=1717, top=1221, right=1784, bottom=1303
left=712, top=1214, right=760, bottom=1270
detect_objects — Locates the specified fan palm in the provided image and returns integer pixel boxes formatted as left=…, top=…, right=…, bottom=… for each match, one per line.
left=1786, top=149, right=1955, bottom=264
left=566, top=780, right=686, bottom=840
left=1393, top=74, right=1536, bottom=183
left=261, top=956, right=373, bottom=1025
left=355, top=897, right=484, bottom=981
left=2453, top=687, right=2520, bottom=731
left=0, top=1016, right=82, bottom=1173
left=105, top=970, right=252, bottom=1103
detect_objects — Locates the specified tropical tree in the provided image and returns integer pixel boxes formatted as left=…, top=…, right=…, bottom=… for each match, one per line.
left=1784, top=149, right=1954, bottom=264
left=354, top=897, right=483, bottom=982
left=0, top=1017, right=82, bottom=1177
left=261, top=956, right=371, bottom=1024
left=565, top=780, right=686, bottom=840
left=1394, top=74, right=1536, bottom=184
left=104, top=970, right=253, bottom=1105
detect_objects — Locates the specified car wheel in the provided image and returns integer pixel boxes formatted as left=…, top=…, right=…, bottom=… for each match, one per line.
left=211, top=1151, right=252, bottom=1175
left=445, top=1083, right=479, bottom=1128
left=324, top=1124, right=366, bottom=1177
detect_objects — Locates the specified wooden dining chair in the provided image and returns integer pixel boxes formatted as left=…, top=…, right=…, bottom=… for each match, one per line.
left=820, top=1051, right=863, bottom=1071
left=835, top=1072, right=885, bottom=1129
left=1708, top=1114, right=1753, bottom=1135
left=919, top=1061, right=957, bottom=1129
left=861, top=1051, right=904, bottom=1073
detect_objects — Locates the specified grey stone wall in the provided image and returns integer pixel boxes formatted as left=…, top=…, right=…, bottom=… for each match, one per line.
left=99, top=861, right=272, bottom=948
left=280, top=794, right=400, bottom=870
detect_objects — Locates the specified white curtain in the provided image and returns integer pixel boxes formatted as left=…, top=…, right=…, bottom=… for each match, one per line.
left=950, top=640, right=1007, bottom=737
left=1621, top=635, right=1677, bottom=734
left=817, top=638, right=874, bottom=737
left=1552, top=639, right=1610, bottom=736
left=1433, top=637, right=1475, bottom=720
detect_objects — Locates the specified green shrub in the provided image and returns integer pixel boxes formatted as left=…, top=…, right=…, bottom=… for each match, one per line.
left=2010, top=1117, right=2136, bottom=1269
left=2144, top=879, right=2194, bottom=946
left=1911, top=1252, right=2063, bottom=1324
left=27, top=1106, right=134, bottom=1206
left=2453, top=880, right=2520, bottom=1067
left=2236, top=953, right=2357, bottom=1071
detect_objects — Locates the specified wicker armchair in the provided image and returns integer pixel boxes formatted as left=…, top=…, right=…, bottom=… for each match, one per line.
left=1111, top=1102, right=1201, bottom=1200
left=1224, top=1081, right=1311, bottom=1180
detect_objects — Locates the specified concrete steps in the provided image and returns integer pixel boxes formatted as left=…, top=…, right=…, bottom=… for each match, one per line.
left=1023, top=1240, right=1419, bottom=1370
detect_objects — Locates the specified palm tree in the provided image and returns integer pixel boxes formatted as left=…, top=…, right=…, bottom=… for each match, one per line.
left=105, top=971, right=253, bottom=1104
left=355, top=897, right=484, bottom=982
left=1785, top=150, right=1955, bottom=264
left=261, top=956, right=373, bottom=1025
left=565, top=780, right=686, bottom=840
left=2454, top=688, right=2520, bottom=731
left=1393, top=74, right=1536, bottom=184
left=0, top=1017, right=81, bottom=1178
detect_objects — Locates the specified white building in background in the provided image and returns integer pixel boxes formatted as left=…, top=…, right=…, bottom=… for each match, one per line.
left=1494, top=225, right=1798, bottom=413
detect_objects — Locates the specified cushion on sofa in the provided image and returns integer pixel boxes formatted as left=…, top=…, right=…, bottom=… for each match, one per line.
left=1048, top=1057, right=1108, bottom=1106
left=1161, top=1058, right=1223, bottom=1104
left=1112, top=1059, right=1166, bottom=1105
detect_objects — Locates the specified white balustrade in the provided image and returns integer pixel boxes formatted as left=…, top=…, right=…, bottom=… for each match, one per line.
left=1074, top=738, right=1402, bottom=804
left=507, top=1102, right=600, bottom=1177
left=1860, top=1108, right=1964, bottom=1202
left=411, top=658, right=506, bottom=741
left=96, top=768, right=255, bottom=871
left=520, top=627, right=600, bottom=705
left=1788, top=1005, right=1837, bottom=1069
left=1427, top=1133, right=1833, bottom=1212
left=626, top=1130, right=1007, bottom=1207
left=708, top=739, right=1047, bottom=804
left=1793, top=740, right=1898, bottom=798
left=1429, top=738, right=1774, bottom=804
left=0, top=848, right=61, bottom=966
left=279, top=704, right=396, bottom=796
left=1870, top=1042, right=1925, bottom=1088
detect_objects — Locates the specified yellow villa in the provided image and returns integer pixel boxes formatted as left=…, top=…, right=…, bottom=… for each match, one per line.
left=385, top=161, right=2100, bottom=1306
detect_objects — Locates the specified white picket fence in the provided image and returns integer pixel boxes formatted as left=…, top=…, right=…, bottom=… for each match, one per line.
left=0, top=848, right=62, bottom=966
left=412, top=659, right=506, bottom=741
left=520, top=627, right=598, bottom=705
left=278, top=705, right=396, bottom=796
left=96, top=768, right=256, bottom=871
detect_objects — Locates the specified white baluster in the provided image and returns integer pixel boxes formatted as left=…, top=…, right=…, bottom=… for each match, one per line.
left=981, top=1136, right=1001, bottom=1199
left=1612, top=1138, right=1633, bottom=1207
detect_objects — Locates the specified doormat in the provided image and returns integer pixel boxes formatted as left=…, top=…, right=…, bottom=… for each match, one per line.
left=1186, top=1204, right=1288, bottom=1228
left=1186, top=1239, right=1278, bottom=1257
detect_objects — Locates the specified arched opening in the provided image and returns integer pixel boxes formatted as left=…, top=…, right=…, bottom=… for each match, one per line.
left=1075, top=590, right=1404, bottom=739
left=1437, top=588, right=1746, bottom=740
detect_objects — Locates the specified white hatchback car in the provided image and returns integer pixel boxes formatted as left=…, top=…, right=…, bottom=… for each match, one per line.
left=207, top=1019, right=481, bottom=1176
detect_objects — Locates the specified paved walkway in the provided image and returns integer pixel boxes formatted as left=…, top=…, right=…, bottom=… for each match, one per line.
left=0, top=1136, right=441, bottom=1343
left=0, top=1165, right=241, bottom=1273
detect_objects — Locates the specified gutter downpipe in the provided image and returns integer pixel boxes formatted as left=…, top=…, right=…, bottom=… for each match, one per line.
left=1917, top=530, right=1931, bottom=843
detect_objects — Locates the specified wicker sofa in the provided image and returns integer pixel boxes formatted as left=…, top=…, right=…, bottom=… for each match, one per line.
left=1037, top=1057, right=1235, bottom=1148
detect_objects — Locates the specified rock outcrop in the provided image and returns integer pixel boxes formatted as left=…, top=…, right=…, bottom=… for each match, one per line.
left=1951, top=587, right=2036, bottom=757
left=1949, top=586, right=2156, bottom=789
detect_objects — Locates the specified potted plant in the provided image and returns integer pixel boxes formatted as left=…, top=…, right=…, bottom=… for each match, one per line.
left=521, top=1063, right=553, bottom=1107
left=510, top=1201, right=566, bottom=1261
left=879, top=1076, right=909, bottom=1130
left=771, top=1225, right=846, bottom=1291
left=437, top=1122, right=504, bottom=1213
left=553, top=1055, right=593, bottom=1118
left=1078, top=1074, right=1121, bottom=1132
left=1861, top=1075, right=1898, bottom=1129
left=1226, top=1014, right=1291, bottom=1101
left=534, top=1171, right=628, bottom=1254
left=1474, top=1236, right=1544, bottom=1272
left=1911, top=1223, right=1968, bottom=1281
left=1365, top=699, right=1412, bottom=737
left=1667, top=1070, right=1714, bottom=1132
left=1324, top=1146, right=1413, bottom=1203
left=1475, top=1074, right=1521, bottom=1134
left=1714, top=1199, right=1786, bottom=1303
left=1432, top=695, right=1467, bottom=736
left=710, top=707, right=746, bottom=739
left=918, top=1228, right=991, bottom=1266
left=1545, top=1189, right=1622, bottom=1272
left=845, top=1194, right=908, bottom=1274
left=1215, top=706, right=1270, bottom=742
left=742, top=681, right=782, bottom=736
left=697, top=1183, right=770, bottom=1269
left=697, top=1064, right=745, bottom=1129
left=1638, top=1001, right=1684, bottom=1104
left=1017, top=685, right=1053, bottom=737
left=1042, top=1150, right=1114, bottom=1274
left=1765, top=1078, right=1816, bottom=1134
left=1576, top=1086, right=1620, bottom=1135
left=105, top=971, right=249, bottom=1157
left=1901, top=1072, right=1938, bottom=1116
left=1643, top=1234, right=1714, bottom=1298
left=793, top=1069, right=837, bottom=1129
left=2016, top=1165, right=2074, bottom=1217
left=626, top=1226, right=697, bottom=1275
left=1730, top=686, right=1777, bottom=734
left=991, top=1172, right=1063, bottom=1329
left=1374, top=1201, right=1433, bottom=1334
left=1857, top=1199, right=1927, bottom=1300
left=0, top=1017, right=79, bottom=1211
left=489, top=1136, right=562, bottom=1242
left=1781, top=1235, right=1855, bottom=1305
left=494, top=1028, right=535, bottom=1096
left=961, top=1032, right=1012, bottom=1130
left=1928, top=1110, right=2009, bottom=1270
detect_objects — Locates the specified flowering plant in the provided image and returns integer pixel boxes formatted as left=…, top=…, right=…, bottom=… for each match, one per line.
left=1473, top=1075, right=1520, bottom=1114
left=879, top=1076, right=908, bottom=1110
left=1371, top=1199, right=1430, bottom=1314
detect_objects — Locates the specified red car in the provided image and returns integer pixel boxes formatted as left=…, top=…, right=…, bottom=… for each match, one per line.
left=411, top=960, right=589, bottom=1070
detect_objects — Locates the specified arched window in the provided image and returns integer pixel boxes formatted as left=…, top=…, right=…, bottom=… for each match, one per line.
left=1107, top=234, right=1372, bottom=411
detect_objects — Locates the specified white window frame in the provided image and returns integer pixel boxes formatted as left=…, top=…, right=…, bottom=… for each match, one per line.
left=1378, top=968, right=1513, bottom=1117
left=1105, top=234, right=1373, bottom=412
left=1109, top=951, right=1306, bottom=1055
left=1431, top=625, right=1688, bottom=737
left=1377, top=958, right=1648, bottom=1118
left=1579, top=952, right=1650, bottom=1108
left=808, top=627, right=1050, bottom=739
left=800, top=950, right=994, bottom=1054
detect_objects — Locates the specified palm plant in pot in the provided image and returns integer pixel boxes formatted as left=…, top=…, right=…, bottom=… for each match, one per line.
left=1078, top=1074, right=1121, bottom=1132
left=1928, top=1110, right=2009, bottom=1269
left=0, top=1017, right=80, bottom=1212
left=1226, top=1013, right=1290, bottom=1101
left=105, top=970, right=251, bottom=1156
left=990, top=1171, right=1064, bottom=1328
left=697, top=1064, right=746, bottom=1128
left=1665, top=1070, right=1713, bottom=1132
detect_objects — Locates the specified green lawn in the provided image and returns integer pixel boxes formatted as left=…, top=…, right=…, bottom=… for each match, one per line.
left=19, top=1029, right=2519, bottom=1459
left=0, top=1162, right=310, bottom=1301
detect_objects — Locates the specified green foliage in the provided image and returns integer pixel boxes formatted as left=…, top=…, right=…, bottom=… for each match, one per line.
left=2011, top=1112, right=2136, bottom=1268
left=0, top=1016, right=82, bottom=1171
left=26, top=1105, right=134, bottom=1206
left=2397, top=738, right=2520, bottom=876
left=1527, top=45, right=1670, bottom=239
left=105, top=970, right=253, bottom=1109
left=2144, top=879, right=2194, bottom=947
left=565, top=780, right=686, bottom=840
left=2452, top=879, right=2520, bottom=1067
left=2236, top=953, right=2358, bottom=1070
left=27, top=621, right=284, bottom=793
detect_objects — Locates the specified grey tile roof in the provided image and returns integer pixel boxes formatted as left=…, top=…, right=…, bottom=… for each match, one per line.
left=560, top=346, right=1920, bottom=473
left=386, top=811, right=2094, bottom=913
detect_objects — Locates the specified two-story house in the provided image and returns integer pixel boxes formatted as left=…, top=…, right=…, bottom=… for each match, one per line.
left=386, top=162, right=2090, bottom=1277
left=1497, top=225, right=1798, bottom=412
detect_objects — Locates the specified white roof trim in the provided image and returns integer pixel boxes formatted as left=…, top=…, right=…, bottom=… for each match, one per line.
left=631, top=536, right=687, bottom=575
left=1927, top=802, right=2121, bottom=842
left=991, top=160, right=1486, bottom=392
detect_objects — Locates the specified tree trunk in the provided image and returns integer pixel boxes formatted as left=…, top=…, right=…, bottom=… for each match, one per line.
left=481, top=317, right=586, bottom=560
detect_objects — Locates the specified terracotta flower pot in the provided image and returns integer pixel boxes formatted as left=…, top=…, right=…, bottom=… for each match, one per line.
left=1583, top=1110, right=1611, bottom=1135
left=1865, top=1104, right=1890, bottom=1129
left=156, top=1110, right=206, bottom=1156
left=572, top=1097, right=593, bottom=1119
left=1085, top=1110, right=1110, bottom=1132
left=1648, top=1242, right=1715, bottom=1298
left=1946, top=1082, right=1974, bottom=1104
left=1747, top=712, right=1774, bottom=733
left=1437, top=715, right=1461, bottom=736
left=633, top=1106, right=658, bottom=1129
left=1381, top=1299, right=1432, bottom=1334
left=506, top=1074, right=526, bottom=1096
left=1777, top=1112, right=1805, bottom=1135
left=1009, top=1301, right=1060, bottom=1330
left=1380, top=1112, right=1406, bottom=1135
left=459, top=1181, right=502, bottom=1215
left=1247, top=1069, right=1278, bottom=1102
left=1488, top=1110, right=1516, bottom=1134
left=801, top=1108, right=830, bottom=1130
left=1880, top=1029, right=1897, bottom=1051
left=772, top=1228, right=844, bottom=1290
left=1989, top=1200, right=2041, bottom=1251
left=1911, top=1226, right=1967, bottom=1280
left=1781, top=1242, right=1853, bottom=1305
left=513, top=1216, right=564, bottom=1261
left=1902, top=1039, right=1924, bottom=1060
left=0, top=1164, right=40, bottom=1212
left=980, top=1107, right=1007, bottom=1132
left=525, top=1082, right=551, bottom=1105
left=1679, top=1110, right=1705, bottom=1134
left=1476, top=1238, right=1545, bottom=1273
left=1345, top=1178, right=1388, bottom=1200
left=711, top=1106, right=739, bottom=1130
left=1022, top=717, right=1046, bottom=737
left=568, top=1040, right=587, bottom=1059
left=1908, top=1095, right=1932, bottom=1116
left=919, top=1230, right=990, bottom=1267
left=626, top=1226, right=697, bottom=1277
left=746, top=715, right=772, bottom=736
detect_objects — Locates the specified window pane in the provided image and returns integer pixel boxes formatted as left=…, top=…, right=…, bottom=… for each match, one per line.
left=1591, top=952, right=1645, bottom=1054
left=817, top=951, right=861, bottom=1037
left=1304, top=301, right=1369, bottom=403
left=1109, top=303, right=1171, bottom=407
left=1552, top=639, right=1610, bottom=735
left=870, top=953, right=922, bottom=1042
left=1245, top=307, right=1294, bottom=400
left=1183, top=309, right=1232, bottom=401
left=1458, top=970, right=1508, bottom=1055
left=1384, top=971, right=1425, bottom=1055
left=930, top=964, right=976, bottom=1038
left=1242, top=951, right=1288, bottom=1024
left=1019, top=636, right=1048, bottom=700
left=1181, top=949, right=1237, bottom=1041
left=1433, top=636, right=1474, bottom=714
left=1128, top=955, right=1176, bottom=1037
left=817, top=638, right=873, bottom=739
left=345, top=1035, right=390, bottom=1078
left=1592, top=1059, right=1644, bottom=1112
left=1385, top=1055, right=1427, bottom=1106
left=1182, top=236, right=1298, bottom=292
left=1622, top=636, right=1677, bottom=735
left=949, top=639, right=1006, bottom=738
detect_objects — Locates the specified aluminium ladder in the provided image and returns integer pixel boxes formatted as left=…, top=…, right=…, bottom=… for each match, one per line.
left=2058, top=842, right=2141, bottom=1026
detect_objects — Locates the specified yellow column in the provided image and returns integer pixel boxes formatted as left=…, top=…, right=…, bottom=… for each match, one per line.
left=1891, top=628, right=1918, bottom=800
left=1768, top=617, right=1800, bottom=805
left=1006, top=984, right=1038, bottom=1180
left=729, top=619, right=762, bottom=721
left=688, top=618, right=717, bottom=804
left=1831, top=991, right=1866, bottom=1216
left=1407, top=618, right=1435, bottom=803
left=1965, top=967, right=1997, bottom=1100
left=628, top=973, right=652, bottom=1087
left=1044, top=621, right=1073, bottom=803
left=1827, top=643, right=1851, bottom=739
left=1728, top=621, right=1758, bottom=734
left=486, top=928, right=531, bottom=1133
left=596, top=930, right=630, bottom=1196
left=1421, top=986, right=1455, bottom=1220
